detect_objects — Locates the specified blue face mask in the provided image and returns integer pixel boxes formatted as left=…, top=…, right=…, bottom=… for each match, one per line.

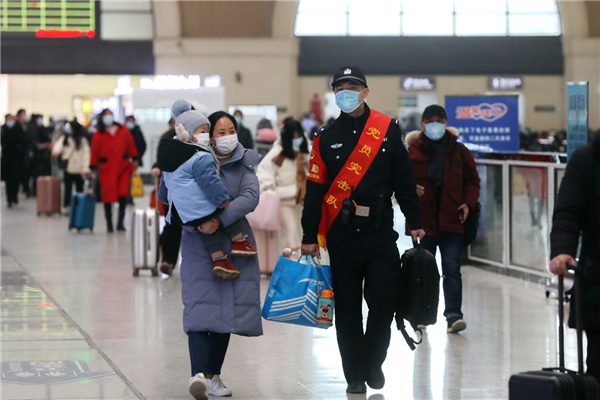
left=102, top=115, right=114, bottom=126
left=424, top=122, right=446, bottom=141
left=292, top=137, right=304, bottom=148
left=6, top=120, right=15, bottom=128
left=126, top=121, right=135, bottom=130
left=335, top=89, right=364, bottom=113
left=234, top=117, right=243, bottom=126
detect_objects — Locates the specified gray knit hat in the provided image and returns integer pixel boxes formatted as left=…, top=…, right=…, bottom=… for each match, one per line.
left=171, top=99, right=210, bottom=142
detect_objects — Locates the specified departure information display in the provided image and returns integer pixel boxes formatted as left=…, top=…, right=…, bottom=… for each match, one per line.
left=1, top=0, right=97, bottom=38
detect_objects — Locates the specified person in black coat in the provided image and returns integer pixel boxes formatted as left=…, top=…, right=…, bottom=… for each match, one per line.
left=151, top=117, right=182, bottom=276
left=1, top=114, right=28, bottom=207
left=125, top=116, right=147, bottom=166
left=233, top=110, right=254, bottom=150
left=550, top=132, right=600, bottom=382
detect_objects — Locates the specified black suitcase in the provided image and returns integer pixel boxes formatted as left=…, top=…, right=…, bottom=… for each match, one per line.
left=395, top=240, right=440, bottom=350
left=509, top=265, right=600, bottom=400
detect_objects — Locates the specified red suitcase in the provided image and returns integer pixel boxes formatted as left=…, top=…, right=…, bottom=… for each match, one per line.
left=36, top=176, right=61, bottom=216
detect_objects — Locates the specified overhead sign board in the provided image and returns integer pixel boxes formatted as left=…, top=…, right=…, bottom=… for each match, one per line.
left=445, top=95, right=519, bottom=152
left=566, top=81, right=589, bottom=160
left=401, top=77, right=436, bottom=91
left=488, top=76, right=523, bottom=90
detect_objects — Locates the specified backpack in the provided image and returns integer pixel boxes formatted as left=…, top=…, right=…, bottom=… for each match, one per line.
left=457, top=142, right=481, bottom=249
left=395, top=245, right=440, bottom=350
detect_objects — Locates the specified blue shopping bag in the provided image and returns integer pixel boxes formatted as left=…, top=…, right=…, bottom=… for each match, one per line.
left=261, top=255, right=333, bottom=329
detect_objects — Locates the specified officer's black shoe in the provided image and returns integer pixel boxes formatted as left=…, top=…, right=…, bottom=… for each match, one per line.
left=346, top=381, right=367, bottom=394
left=367, top=368, right=385, bottom=389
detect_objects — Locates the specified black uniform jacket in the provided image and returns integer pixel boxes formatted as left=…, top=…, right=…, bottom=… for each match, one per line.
left=301, top=105, right=422, bottom=244
left=551, top=134, right=600, bottom=331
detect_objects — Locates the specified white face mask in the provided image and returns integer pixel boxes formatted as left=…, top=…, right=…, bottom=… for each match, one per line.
left=193, top=133, right=210, bottom=146
left=214, top=134, right=238, bottom=155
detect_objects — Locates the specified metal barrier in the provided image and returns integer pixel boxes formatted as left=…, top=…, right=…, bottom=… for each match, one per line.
left=468, top=158, right=566, bottom=278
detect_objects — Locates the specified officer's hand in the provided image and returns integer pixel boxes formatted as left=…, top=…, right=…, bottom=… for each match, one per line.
left=151, top=167, right=161, bottom=178
left=549, top=254, right=576, bottom=276
left=458, top=204, right=470, bottom=223
left=416, top=185, right=425, bottom=197
left=301, top=244, right=321, bottom=259
left=410, top=229, right=426, bottom=242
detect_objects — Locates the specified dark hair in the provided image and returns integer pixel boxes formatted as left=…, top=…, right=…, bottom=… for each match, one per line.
left=207, top=111, right=237, bottom=138
left=64, top=119, right=86, bottom=150
left=125, top=115, right=135, bottom=121
left=17, top=109, right=26, bottom=117
left=97, top=108, right=120, bottom=132
left=233, top=110, right=243, bottom=117
left=280, top=118, right=308, bottom=159
left=168, top=117, right=175, bottom=125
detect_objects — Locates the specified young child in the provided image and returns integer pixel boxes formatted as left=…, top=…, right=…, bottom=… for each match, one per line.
left=157, top=99, right=257, bottom=280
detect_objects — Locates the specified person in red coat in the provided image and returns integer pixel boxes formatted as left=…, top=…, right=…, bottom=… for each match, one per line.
left=405, top=105, right=480, bottom=334
left=90, top=109, right=139, bottom=233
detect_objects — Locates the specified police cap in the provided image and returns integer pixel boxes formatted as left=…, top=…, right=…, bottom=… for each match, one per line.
left=331, top=66, right=368, bottom=89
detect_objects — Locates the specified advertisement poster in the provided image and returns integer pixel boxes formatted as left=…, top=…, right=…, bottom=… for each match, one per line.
left=445, top=96, right=519, bottom=152
left=566, top=82, right=589, bottom=160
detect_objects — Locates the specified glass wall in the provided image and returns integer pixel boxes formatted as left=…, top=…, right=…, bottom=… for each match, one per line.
left=510, top=166, right=549, bottom=272
left=471, top=164, right=504, bottom=264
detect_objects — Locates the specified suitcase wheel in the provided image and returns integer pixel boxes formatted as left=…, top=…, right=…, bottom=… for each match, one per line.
left=545, top=290, right=550, bottom=298
left=133, top=269, right=140, bottom=277
left=151, top=268, right=159, bottom=277
left=77, top=229, right=81, bottom=233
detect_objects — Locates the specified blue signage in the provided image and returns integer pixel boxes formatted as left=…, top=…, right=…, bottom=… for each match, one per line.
left=445, top=95, right=519, bottom=152
left=567, top=82, right=589, bottom=160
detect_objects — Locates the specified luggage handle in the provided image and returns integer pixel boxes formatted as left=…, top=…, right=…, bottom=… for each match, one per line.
left=154, top=177, right=160, bottom=212
left=558, top=263, right=584, bottom=374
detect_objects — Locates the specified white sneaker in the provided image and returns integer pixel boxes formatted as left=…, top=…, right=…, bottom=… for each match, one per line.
left=188, top=373, right=208, bottom=400
left=207, top=375, right=233, bottom=397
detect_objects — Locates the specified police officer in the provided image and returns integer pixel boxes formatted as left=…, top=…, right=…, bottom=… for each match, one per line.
left=301, top=66, right=425, bottom=394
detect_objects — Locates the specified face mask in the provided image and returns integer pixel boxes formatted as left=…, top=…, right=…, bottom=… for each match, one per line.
left=424, top=122, right=446, bottom=141
left=6, top=120, right=15, bottom=128
left=235, top=117, right=243, bottom=126
left=63, top=124, right=71, bottom=134
left=214, top=134, right=238, bottom=155
left=102, top=115, right=114, bottom=126
left=126, top=121, right=135, bottom=130
left=335, top=89, right=365, bottom=114
left=193, top=133, right=210, bottom=145
left=292, top=137, right=304, bottom=148
left=37, top=118, right=44, bottom=126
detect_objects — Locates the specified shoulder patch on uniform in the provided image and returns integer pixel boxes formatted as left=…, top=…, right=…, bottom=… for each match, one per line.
left=401, top=134, right=408, bottom=150
left=315, top=122, right=334, bottom=137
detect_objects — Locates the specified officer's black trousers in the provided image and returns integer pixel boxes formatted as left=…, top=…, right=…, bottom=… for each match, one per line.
left=327, top=228, right=400, bottom=384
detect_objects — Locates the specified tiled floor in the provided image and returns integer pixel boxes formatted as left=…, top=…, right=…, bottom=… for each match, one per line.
left=0, top=190, right=582, bottom=400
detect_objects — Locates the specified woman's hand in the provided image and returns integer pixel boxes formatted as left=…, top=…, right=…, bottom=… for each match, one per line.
left=199, top=218, right=220, bottom=234
left=151, top=167, right=161, bottom=178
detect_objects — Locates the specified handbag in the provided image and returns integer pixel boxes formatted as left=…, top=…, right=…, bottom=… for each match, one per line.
left=261, top=255, right=333, bottom=329
left=246, top=189, right=281, bottom=231
left=463, top=202, right=481, bottom=249
left=130, top=172, right=144, bottom=198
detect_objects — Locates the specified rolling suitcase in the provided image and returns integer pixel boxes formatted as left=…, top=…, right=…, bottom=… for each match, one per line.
left=68, top=193, right=95, bottom=232
left=131, top=179, right=160, bottom=277
left=254, top=228, right=280, bottom=276
left=36, top=176, right=61, bottom=216
left=509, top=265, right=600, bottom=400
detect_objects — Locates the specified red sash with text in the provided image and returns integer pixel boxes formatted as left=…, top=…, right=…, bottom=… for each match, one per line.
left=309, top=110, right=391, bottom=249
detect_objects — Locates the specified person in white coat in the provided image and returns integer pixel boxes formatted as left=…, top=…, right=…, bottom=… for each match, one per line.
left=256, top=118, right=309, bottom=252
left=51, top=120, right=91, bottom=213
